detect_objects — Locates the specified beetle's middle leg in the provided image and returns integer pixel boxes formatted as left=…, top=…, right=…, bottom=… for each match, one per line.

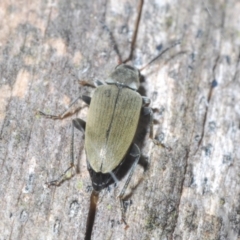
left=142, top=97, right=171, bottom=150
left=119, top=143, right=141, bottom=226
left=141, top=96, right=154, bottom=139
left=38, top=95, right=91, bottom=120
left=46, top=118, right=86, bottom=186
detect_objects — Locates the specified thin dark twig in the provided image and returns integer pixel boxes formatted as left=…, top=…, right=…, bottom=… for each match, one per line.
left=122, top=0, right=144, bottom=63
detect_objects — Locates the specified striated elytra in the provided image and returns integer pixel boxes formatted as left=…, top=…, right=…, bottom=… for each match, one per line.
left=85, top=70, right=142, bottom=174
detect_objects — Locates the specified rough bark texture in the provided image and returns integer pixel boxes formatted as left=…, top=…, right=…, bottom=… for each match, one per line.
left=0, top=0, right=240, bottom=239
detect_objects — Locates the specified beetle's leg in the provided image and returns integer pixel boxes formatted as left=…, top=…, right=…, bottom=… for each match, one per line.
left=142, top=96, right=151, bottom=107
left=142, top=107, right=171, bottom=150
left=79, top=79, right=104, bottom=88
left=82, top=95, right=91, bottom=105
left=109, top=172, right=119, bottom=186
left=46, top=119, right=85, bottom=186
left=142, top=107, right=154, bottom=139
left=38, top=95, right=91, bottom=120
left=73, top=118, right=86, bottom=133
left=119, top=143, right=141, bottom=227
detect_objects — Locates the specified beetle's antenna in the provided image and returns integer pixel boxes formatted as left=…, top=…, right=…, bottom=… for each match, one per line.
left=101, top=22, right=123, bottom=64
left=122, top=0, right=144, bottom=64
left=139, top=40, right=181, bottom=71
left=101, top=0, right=144, bottom=64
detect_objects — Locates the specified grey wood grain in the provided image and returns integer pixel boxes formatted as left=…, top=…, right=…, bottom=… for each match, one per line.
left=0, top=0, right=239, bottom=239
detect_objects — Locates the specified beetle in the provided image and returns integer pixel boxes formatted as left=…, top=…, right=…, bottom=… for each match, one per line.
left=83, top=64, right=152, bottom=190
left=38, top=62, right=157, bottom=239
left=38, top=1, right=173, bottom=238
left=39, top=63, right=154, bottom=223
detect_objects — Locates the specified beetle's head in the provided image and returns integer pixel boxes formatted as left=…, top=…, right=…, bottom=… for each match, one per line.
left=105, top=64, right=140, bottom=90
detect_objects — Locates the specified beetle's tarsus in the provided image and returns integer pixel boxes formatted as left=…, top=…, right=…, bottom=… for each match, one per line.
left=45, top=111, right=83, bottom=187
left=46, top=164, right=76, bottom=187
left=120, top=202, right=130, bottom=229
left=45, top=180, right=61, bottom=187
left=120, top=202, right=128, bottom=226
left=152, top=139, right=172, bottom=151
left=38, top=111, right=62, bottom=120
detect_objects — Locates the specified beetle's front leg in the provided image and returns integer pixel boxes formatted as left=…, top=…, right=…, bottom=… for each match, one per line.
left=46, top=118, right=86, bottom=186
left=79, top=79, right=104, bottom=88
left=38, top=95, right=91, bottom=120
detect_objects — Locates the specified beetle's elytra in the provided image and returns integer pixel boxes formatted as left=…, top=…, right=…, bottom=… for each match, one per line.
left=85, top=65, right=143, bottom=189
left=86, top=84, right=142, bottom=173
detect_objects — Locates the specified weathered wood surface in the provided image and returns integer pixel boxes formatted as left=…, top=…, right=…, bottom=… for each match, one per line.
left=0, top=0, right=240, bottom=239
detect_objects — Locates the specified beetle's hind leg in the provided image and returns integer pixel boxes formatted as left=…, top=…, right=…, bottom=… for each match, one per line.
left=119, top=143, right=141, bottom=227
left=38, top=95, right=91, bottom=120
left=46, top=118, right=86, bottom=186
